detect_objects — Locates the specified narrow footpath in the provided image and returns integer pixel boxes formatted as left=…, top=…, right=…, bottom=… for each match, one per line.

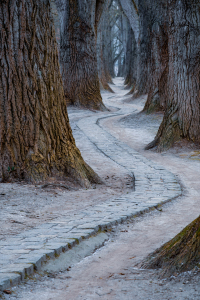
left=2, top=79, right=200, bottom=300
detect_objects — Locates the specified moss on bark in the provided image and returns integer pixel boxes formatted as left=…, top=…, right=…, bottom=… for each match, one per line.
left=142, top=216, right=200, bottom=277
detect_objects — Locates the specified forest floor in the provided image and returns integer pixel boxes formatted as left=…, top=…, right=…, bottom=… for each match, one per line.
left=1, top=78, right=200, bottom=299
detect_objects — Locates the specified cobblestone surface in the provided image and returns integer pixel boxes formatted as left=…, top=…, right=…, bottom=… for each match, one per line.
left=0, top=104, right=182, bottom=291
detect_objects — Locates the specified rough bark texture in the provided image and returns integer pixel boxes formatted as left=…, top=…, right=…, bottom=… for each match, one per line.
left=101, top=12, right=114, bottom=84
left=143, top=5, right=168, bottom=113
left=142, top=216, right=200, bottom=277
left=50, top=0, right=61, bottom=52
left=146, top=0, right=200, bottom=151
left=96, top=0, right=114, bottom=92
left=121, top=0, right=200, bottom=150
left=119, top=0, right=139, bottom=44
left=117, top=14, right=125, bottom=78
left=0, top=0, right=101, bottom=186
left=114, top=0, right=200, bottom=280
left=124, top=25, right=137, bottom=90
left=97, top=24, right=114, bottom=92
left=95, top=0, right=110, bottom=34
left=120, top=0, right=147, bottom=96
left=97, top=1, right=114, bottom=88
left=57, top=0, right=106, bottom=110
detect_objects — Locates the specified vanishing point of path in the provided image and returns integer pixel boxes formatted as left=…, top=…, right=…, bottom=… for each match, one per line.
left=2, top=78, right=200, bottom=299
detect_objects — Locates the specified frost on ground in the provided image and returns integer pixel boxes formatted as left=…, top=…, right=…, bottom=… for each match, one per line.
left=2, top=213, right=200, bottom=300
left=1, top=78, right=200, bottom=299
left=0, top=106, right=133, bottom=239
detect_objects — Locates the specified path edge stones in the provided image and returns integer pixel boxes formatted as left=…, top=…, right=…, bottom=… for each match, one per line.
left=0, top=111, right=182, bottom=292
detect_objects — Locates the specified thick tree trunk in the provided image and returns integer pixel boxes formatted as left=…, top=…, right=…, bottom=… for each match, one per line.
left=124, top=26, right=138, bottom=90
left=119, top=0, right=139, bottom=44
left=117, top=50, right=123, bottom=77
left=143, top=17, right=168, bottom=113
left=108, top=23, right=116, bottom=79
left=134, top=0, right=151, bottom=95
left=142, top=216, right=200, bottom=277
left=58, top=0, right=106, bottom=111
left=117, top=15, right=123, bottom=77
left=98, top=5, right=114, bottom=85
left=146, top=0, right=200, bottom=151
left=96, top=0, right=114, bottom=92
left=120, top=0, right=150, bottom=96
left=0, top=0, right=101, bottom=186
left=95, top=0, right=111, bottom=35
left=50, top=0, right=61, bottom=52
left=97, top=26, right=114, bottom=92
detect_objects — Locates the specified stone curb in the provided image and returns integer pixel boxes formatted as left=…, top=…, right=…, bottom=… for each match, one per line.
left=0, top=109, right=182, bottom=291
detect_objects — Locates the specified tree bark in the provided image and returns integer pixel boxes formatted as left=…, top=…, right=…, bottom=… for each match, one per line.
left=57, top=0, right=107, bottom=111
left=117, top=14, right=124, bottom=77
left=97, top=1, right=116, bottom=86
left=120, top=0, right=150, bottom=96
left=142, top=216, right=200, bottom=277
left=96, top=0, right=114, bottom=92
left=97, top=23, right=114, bottom=92
left=119, top=0, right=139, bottom=45
left=146, top=0, right=200, bottom=151
left=143, top=14, right=168, bottom=113
left=0, top=0, right=101, bottom=186
left=124, top=25, right=138, bottom=90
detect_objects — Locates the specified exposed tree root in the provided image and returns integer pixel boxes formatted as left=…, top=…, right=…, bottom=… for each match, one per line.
left=145, top=110, right=182, bottom=152
left=126, top=85, right=136, bottom=95
left=143, top=89, right=163, bottom=114
left=141, top=216, right=200, bottom=278
left=0, top=0, right=102, bottom=187
left=144, top=138, right=159, bottom=150
left=100, top=79, right=115, bottom=93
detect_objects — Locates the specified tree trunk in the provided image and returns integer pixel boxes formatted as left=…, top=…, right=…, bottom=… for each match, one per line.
left=142, top=216, right=200, bottom=277
left=0, top=0, right=101, bottom=186
left=98, top=4, right=114, bottom=85
left=124, top=25, right=138, bottom=90
left=143, top=16, right=168, bottom=113
left=120, top=0, right=150, bottom=96
left=50, top=0, right=61, bottom=53
left=117, top=48, right=123, bottom=77
left=96, top=0, right=114, bottom=92
left=119, top=0, right=139, bottom=45
left=146, top=0, right=200, bottom=151
left=97, top=24, right=114, bottom=92
left=58, top=0, right=106, bottom=111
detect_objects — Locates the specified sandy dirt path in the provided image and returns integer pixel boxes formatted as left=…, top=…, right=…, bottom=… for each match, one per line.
left=4, top=78, right=200, bottom=300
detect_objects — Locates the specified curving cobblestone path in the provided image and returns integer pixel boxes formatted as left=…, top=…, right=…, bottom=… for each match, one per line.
left=0, top=84, right=182, bottom=291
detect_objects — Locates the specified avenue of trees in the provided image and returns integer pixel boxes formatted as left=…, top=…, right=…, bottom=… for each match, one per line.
left=123, top=0, right=200, bottom=153
left=120, top=0, right=200, bottom=277
left=1, top=0, right=200, bottom=277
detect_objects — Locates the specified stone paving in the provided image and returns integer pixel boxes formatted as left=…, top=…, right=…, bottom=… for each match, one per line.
left=0, top=105, right=182, bottom=291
